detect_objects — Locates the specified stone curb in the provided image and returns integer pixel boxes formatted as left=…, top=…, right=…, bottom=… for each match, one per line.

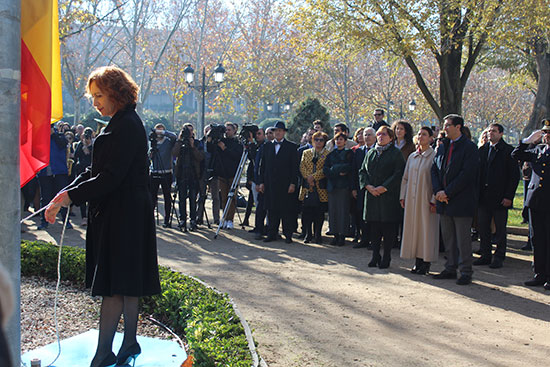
left=180, top=271, right=268, bottom=367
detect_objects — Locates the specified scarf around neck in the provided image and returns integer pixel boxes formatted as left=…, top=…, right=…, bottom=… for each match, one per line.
left=374, top=143, right=391, bottom=156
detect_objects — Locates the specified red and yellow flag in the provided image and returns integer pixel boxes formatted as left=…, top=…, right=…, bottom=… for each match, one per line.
left=20, top=0, right=63, bottom=187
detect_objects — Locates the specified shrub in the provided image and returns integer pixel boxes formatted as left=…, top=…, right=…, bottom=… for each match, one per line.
left=20, top=241, right=254, bottom=367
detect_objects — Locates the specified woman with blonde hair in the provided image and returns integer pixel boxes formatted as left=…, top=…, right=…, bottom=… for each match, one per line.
left=46, top=66, right=160, bottom=367
left=299, top=131, right=330, bottom=243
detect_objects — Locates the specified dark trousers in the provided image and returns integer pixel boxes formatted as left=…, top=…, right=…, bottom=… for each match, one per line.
left=38, top=174, right=69, bottom=224
left=268, top=204, right=296, bottom=239
left=478, top=205, right=508, bottom=260
left=530, top=208, right=550, bottom=278
left=150, top=173, right=173, bottom=224
left=302, top=205, right=325, bottom=239
left=219, top=177, right=236, bottom=222
left=255, top=192, right=267, bottom=234
left=369, top=222, right=397, bottom=260
left=440, top=215, right=473, bottom=276
left=178, top=179, right=198, bottom=225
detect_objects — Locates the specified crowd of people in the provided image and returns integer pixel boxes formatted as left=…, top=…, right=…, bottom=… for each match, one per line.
left=22, top=108, right=550, bottom=290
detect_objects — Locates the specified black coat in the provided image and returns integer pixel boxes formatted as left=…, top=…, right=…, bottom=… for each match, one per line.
left=512, top=143, right=550, bottom=212
left=431, top=135, right=480, bottom=217
left=259, top=139, right=299, bottom=211
left=208, top=137, right=243, bottom=179
left=478, top=140, right=519, bottom=209
left=323, top=148, right=353, bottom=191
left=67, top=105, right=160, bottom=297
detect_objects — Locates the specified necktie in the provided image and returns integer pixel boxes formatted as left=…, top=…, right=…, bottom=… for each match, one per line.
left=487, top=145, right=495, bottom=162
left=446, top=142, right=454, bottom=166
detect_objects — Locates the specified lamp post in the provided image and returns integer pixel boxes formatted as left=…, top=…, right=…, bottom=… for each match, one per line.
left=266, top=99, right=292, bottom=118
left=389, top=99, right=416, bottom=120
left=184, top=63, right=225, bottom=136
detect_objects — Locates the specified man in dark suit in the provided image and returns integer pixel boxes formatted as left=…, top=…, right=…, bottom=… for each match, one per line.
left=431, top=114, right=480, bottom=285
left=512, top=120, right=550, bottom=290
left=474, top=123, right=519, bottom=268
left=370, top=108, right=389, bottom=132
left=258, top=120, right=299, bottom=243
left=352, top=127, right=376, bottom=248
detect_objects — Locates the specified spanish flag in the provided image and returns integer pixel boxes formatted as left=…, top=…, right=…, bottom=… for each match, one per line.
left=20, top=0, right=63, bottom=187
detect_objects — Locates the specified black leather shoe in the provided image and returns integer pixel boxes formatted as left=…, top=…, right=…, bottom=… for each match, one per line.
left=378, top=258, right=390, bottom=269
left=353, top=242, right=368, bottom=249
left=263, top=236, right=276, bottom=243
left=433, top=270, right=457, bottom=279
left=544, top=282, right=550, bottom=291
left=162, top=222, right=171, bottom=228
left=456, top=275, right=472, bottom=285
left=416, top=262, right=431, bottom=275
left=368, top=256, right=380, bottom=268
left=254, top=233, right=264, bottom=240
left=524, top=274, right=547, bottom=286
left=304, top=236, right=312, bottom=244
left=489, top=258, right=503, bottom=269
left=329, top=236, right=338, bottom=246
left=473, top=257, right=492, bottom=266
left=297, top=233, right=306, bottom=239
left=285, top=236, right=293, bottom=244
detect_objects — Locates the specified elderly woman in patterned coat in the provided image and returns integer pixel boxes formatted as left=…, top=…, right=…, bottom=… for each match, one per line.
left=299, top=131, right=329, bottom=244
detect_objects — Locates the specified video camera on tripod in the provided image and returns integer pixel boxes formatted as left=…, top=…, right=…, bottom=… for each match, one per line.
left=239, top=124, right=259, bottom=148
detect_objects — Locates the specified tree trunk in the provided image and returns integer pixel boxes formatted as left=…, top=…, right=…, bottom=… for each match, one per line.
left=523, top=40, right=550, bottom=137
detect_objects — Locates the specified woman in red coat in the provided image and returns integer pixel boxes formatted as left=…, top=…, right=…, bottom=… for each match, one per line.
left=46, top=66, right=160, bottom=367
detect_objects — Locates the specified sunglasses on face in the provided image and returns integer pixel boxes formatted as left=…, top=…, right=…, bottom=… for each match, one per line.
left=314, top=138, right=324, bottom=142
left=374, top=114, right=382, bottom=116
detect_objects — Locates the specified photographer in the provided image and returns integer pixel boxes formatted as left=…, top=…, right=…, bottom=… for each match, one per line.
left=149, top=123, right=177, bottom=228
left=207, top=122, right=243, bottom=229
left=172, top=123, right=204, bottom=231
left=73, top=127, right=95, bottom=225
left=242, top=125, right=261, bottom=227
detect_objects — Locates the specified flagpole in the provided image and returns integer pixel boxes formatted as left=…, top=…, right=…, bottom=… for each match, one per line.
left=0, top=0, right=21, bottom=365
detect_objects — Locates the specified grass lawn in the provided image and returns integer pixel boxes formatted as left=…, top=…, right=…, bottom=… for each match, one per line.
left=509, top=180, right=528, bottom=228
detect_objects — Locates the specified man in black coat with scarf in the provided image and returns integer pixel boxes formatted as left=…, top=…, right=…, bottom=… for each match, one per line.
left=258, top=120, right=299, bottom=243
left=431, top=114, right=480, bottom=285
left=474, top=123, right=519, bottom=269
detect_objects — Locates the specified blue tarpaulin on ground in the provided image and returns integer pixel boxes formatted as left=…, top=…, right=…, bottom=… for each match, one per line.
left=21, top=329, right=187, bottom=366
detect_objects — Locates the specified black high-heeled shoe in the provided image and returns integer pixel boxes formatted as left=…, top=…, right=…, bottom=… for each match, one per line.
left=416, top=261, right=431, bottom=275
left=368, top=255, right=380, bottom=267
left=90, top=352, right=116, bottom=367
left=116, top=343, right=141, bottom=366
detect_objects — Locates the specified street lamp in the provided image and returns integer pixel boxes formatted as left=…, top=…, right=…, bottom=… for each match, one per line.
left=284, top=99, right=292, bottom=112
left=266, top=102, right=273, bottom=112
left=409, top=99, right=416, bottom=112
left=184, top=63, right=226, bottom=135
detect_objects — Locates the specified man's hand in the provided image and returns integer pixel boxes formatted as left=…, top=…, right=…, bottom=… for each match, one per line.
left=189, top=137, right=194, bottom=147
left=435, top=190, right=449, bottom=203
left=523, top=130, right=543, bottom=145
left=258, top=184, right=265, bottom=193
left=307, top=175, right=315, bottom=187
left=217, top=141, right=226, bottom=150
left=501, top=198, right=512, bottom=207
left=400, top=199, right=405, bottom=208
left=288, top=184, right=296, bottom=194
left=352, top=190, right=358, bottom=199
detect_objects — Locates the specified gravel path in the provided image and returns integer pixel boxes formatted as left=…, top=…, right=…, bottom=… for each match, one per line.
left=22, top=209, right=550, bottom=367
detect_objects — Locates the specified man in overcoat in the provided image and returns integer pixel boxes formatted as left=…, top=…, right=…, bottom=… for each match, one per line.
left=258, top=120, right=299, bottom=243
left=431, top=114, right=480, bottom=285
left=475, top=123, right=519, bottom=268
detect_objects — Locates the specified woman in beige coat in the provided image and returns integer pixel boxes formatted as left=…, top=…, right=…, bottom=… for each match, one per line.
left=399, top=127, right=439, bottom=274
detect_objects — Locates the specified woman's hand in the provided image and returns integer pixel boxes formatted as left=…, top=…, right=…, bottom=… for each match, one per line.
left=44, top=191, right=72, bottom=224
left=400, top=199, right=405, bottom=208
left=374, top=186, right=387, bottom=195
left=429, top=202, right=436, bottom=213
left=366, top=185, right=379, bottom=197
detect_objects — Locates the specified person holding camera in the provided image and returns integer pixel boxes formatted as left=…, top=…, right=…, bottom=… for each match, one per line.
left=148, top=123, right=177, bottom=228
left=73, top=127, right=95, bottom=226
left=208, top=122, right=243, bottom=229
left=172, top=123, right=204, bottom=231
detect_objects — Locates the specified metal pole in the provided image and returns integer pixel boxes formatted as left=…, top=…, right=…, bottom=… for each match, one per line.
left=201, top=67, right=206, bottom=137
left=0, top=0, right=21, bottom=365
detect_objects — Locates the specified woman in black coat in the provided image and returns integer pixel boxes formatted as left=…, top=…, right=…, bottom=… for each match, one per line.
left=46, top=66, right=160, bottom=367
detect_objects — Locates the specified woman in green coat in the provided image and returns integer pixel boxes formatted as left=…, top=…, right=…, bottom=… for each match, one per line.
left=359, top=126, right=405, bottom=268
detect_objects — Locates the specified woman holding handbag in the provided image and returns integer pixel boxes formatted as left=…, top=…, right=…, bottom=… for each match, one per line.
left=299, top=131, right=329, bottom=243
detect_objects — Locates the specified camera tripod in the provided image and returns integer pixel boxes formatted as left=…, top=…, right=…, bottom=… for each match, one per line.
left=214, top=144, right=250, bottom=239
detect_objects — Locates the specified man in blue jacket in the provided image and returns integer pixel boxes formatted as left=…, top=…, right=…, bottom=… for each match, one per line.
left=431, top=114, right=480, bottom=285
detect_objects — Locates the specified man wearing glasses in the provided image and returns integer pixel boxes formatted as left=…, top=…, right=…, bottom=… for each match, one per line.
left=371, top=109, right=389, bottom=131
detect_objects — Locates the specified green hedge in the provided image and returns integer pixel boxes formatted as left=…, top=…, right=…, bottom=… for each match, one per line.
left=20, top=240, right=254, bottom=367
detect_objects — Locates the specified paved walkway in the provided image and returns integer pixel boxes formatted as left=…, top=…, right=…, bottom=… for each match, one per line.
left=23, top=214, right=550, bottom=367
